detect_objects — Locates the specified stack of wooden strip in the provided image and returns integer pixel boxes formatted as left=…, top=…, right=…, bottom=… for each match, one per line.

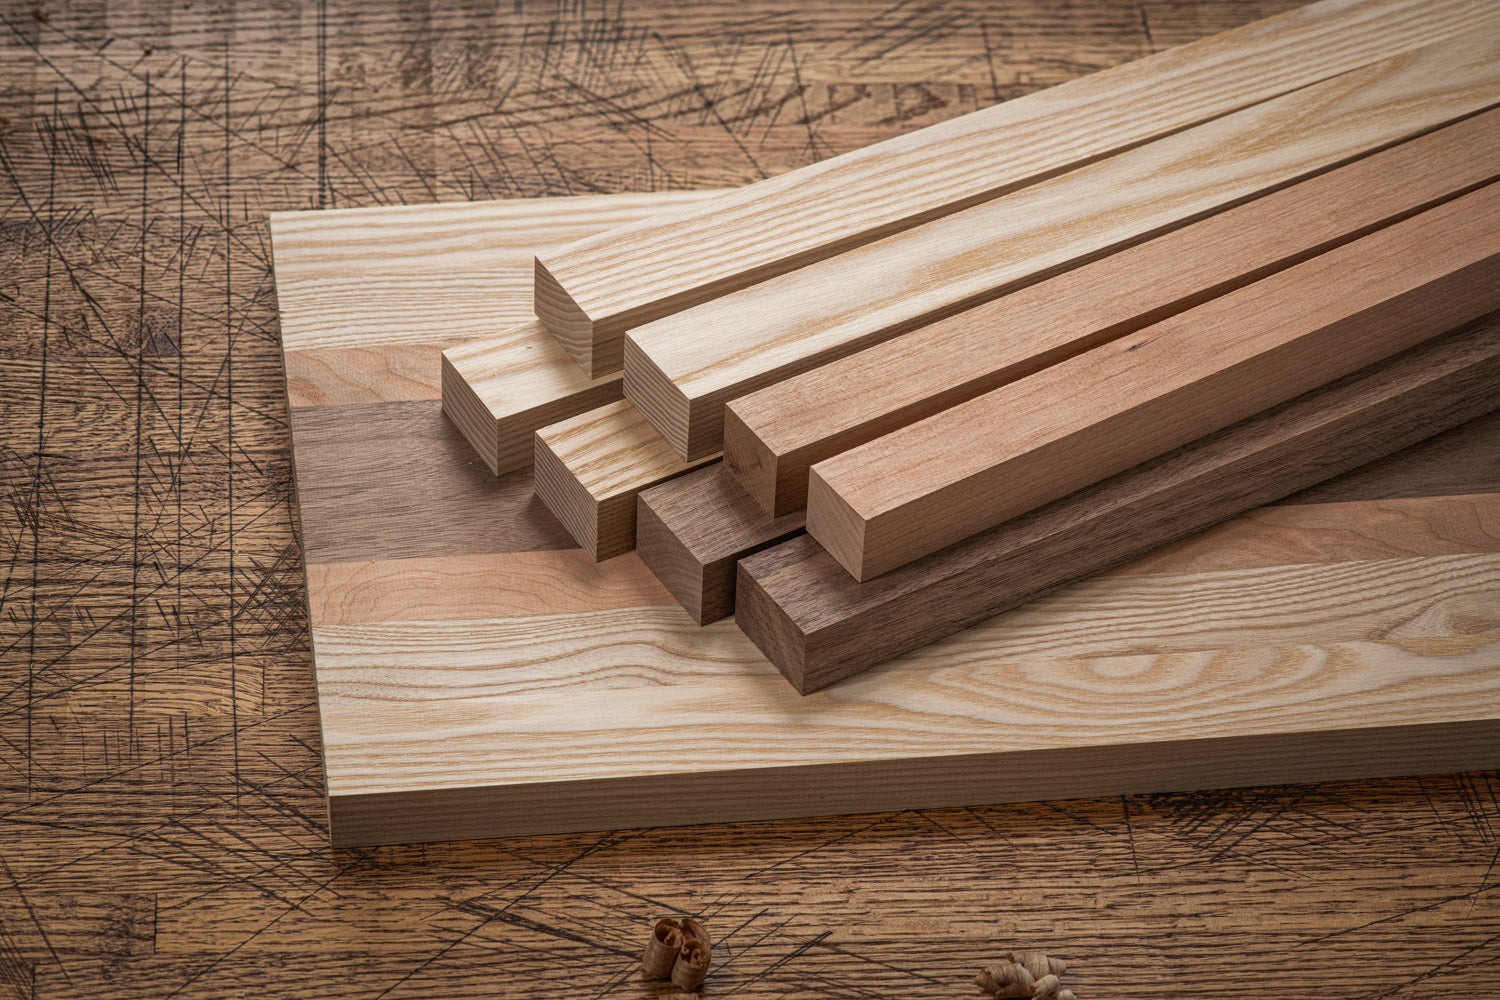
left=442, top=0, right=1500, bottom=693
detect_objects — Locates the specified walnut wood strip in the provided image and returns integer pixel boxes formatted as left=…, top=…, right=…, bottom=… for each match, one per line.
left=622, top=21, right=1500, bottom=460
left=723, top=109, right=1500, bottom=517
left=737, top=316, right=1500, bottom=692
left=533, top=400, right=718, bottom=561
left=532, top=0, right=1498, bottom=377
left=441, top=321, right=624, bottom=476
left=806, top=183, right=1500, bottom=581
left=636, top=465, right=806, bottom=625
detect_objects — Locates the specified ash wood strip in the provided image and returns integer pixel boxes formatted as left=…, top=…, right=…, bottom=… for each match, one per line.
left=533, top=0, right=1499, bottom=377
left=532, top=400, right=719, bottom=561
left=321, top=631, right=1500, bottom=844
left=623, top=21, right=1500, bottom=460
left=738, top=317, right=1500, bottom=692
left=807, top=184, right=1500, bottom=581
left=291, top=400, right=574, bottom=564
left=440, top=321, right=624, bottom=476
left=315, top=556, right=1500, bottom=703
left=635, top=465, right=806, bottom=625
left=269, top=190, right=722, bottom=355
left=306, top=550, right=671, bottom=626
left=723, top=109, right=1500, bottom=516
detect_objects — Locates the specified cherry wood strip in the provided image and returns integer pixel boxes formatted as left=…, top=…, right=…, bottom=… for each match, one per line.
left=440, top=321, right=624, bottom=476
left=622, top=23, right=1500, bottom=461
left=737, top=316, right=1500, bottom=692
left=635, top=465, right=806, bottom=625
left=806, top=184, right=1500, bottom=581
left=531, top=0, right=1497, bottom=377
left=723, top=109, right=1500, bottom=517
left=532, top=400, right=718, bottom=561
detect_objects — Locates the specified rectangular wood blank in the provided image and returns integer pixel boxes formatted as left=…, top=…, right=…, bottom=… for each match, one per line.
left=806, top=182, right=1500, bottom=581
left=440, top=321, right=623, bottom=476
left=533, top=400, right=718, bottom=561
left=531, top=0, right=1497, bottom=376
left=636, top=465, right=806, bottom=625
left=723, top=109, right=1500, bottom=517
left=622, top=21, right=1500, bottom=461
left=740, top=316, right=1500, bottom=693
left=275, top=187, right=1500, bottom=846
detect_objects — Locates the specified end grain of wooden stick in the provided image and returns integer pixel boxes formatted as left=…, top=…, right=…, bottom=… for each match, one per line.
left=806, top=182, right=1500, bottom=582
left=635, top=464, right=806, bottom=624
left=440, top=320, right=623, bottom=475
left=533, top=400, right=718, bottom=561
left=723, top=108, right=1500, bottom=517
left=532, top=0, right=1499, bottom=376
left=736, top=315, right=1500, bottom=693
left=622, top=20, right=1500, bottom=461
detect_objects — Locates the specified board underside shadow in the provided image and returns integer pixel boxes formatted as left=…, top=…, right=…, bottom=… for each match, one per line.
left=270, top=191, right=1500, bottom=848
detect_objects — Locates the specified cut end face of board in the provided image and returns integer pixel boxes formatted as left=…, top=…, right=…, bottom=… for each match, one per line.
left=805, top=469, right=873, bottom=581
left=535, top=257, right=614, bottom=377
left=635, top=464, right=807, bottom=624
left=440, top=320, right=624, bottom=476
left=533, top=399, right=718, bottom=561
left=623, top=334, right=723, bottom=461
left=722, top=404, right=793, bottom=517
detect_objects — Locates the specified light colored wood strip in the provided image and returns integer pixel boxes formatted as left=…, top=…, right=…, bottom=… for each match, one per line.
left=267, top=189, right=723, bottom=354
left=534, top=0, right=1500, bottom=377
left=532, top=400, right=718, bottom=561
left=440, top=321, right=623, bottom=476
left=723, top=109, right=1500, bottom=516
left=739, top=319, right=1500, bottom=691
left=314, top=555, right=1500, bottom=708
left=320, top=625, right=1500, bottom=846
left=624, top=22, right=1500, bottom=460
left=283, top=343, right=456, bottom=409
left=305, top=550, right=671, bottom=626
left=807, top=183, right=1500, bottom=581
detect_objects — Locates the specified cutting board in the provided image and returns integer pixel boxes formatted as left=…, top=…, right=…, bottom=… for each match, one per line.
left=270, top=191, right=1500, bottom=848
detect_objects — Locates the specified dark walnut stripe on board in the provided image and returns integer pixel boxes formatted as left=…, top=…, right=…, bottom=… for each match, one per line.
left=804, top=182, right=1500, bottom=582
left=636, top=465, right=806, bottom=625
left=533, top=0, right=1499, bottom=377
left=722, top=107, right=1500, bottom=518
left=736, top=315, right=1500, bottom=694
left=622, top=22, right=1500, bottom=463
left=292, top=400, right=574, bottom=564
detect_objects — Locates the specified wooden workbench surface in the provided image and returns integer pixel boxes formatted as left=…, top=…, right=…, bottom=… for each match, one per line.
left=2, top=1, right=1497, bottom=996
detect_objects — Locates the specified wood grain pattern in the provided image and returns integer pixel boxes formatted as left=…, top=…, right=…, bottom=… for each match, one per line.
left=531, top=0, right=1498, bottom=377
left=806, top=183, right=1500, bottom=581
left=291, top=400, right=575, bottom=564
left=21, top=3, right=1500, bottom=997
left=622, top=21, right=1500, bottom=461
left=739, top=318, right=1500, bottom=692
left=532, top=400, right=719, bottom=560
left=440, top=321, right=624, bottom=476
left=723, top=109, right=1500, bottom=516
left=636, top=464, right=806, bottom=624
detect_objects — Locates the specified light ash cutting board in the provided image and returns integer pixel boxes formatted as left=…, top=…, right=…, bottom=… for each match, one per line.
left=271, top=190, right=1500, bottom=848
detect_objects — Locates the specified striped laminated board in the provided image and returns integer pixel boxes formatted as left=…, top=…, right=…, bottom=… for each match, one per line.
left=271, top=190, right=1500, bottom=848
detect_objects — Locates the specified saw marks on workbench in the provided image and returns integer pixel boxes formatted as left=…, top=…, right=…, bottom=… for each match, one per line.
left=5, top=1, right=1500, bottom=998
